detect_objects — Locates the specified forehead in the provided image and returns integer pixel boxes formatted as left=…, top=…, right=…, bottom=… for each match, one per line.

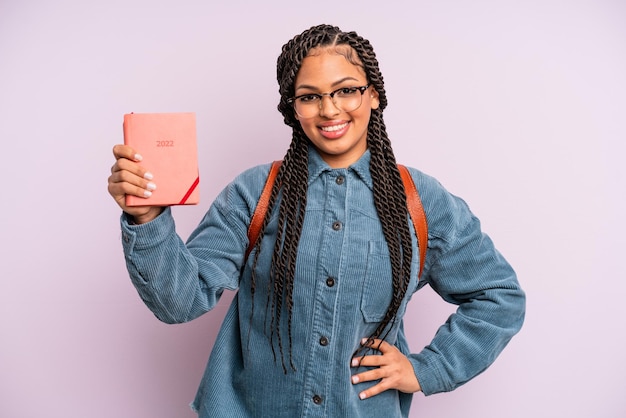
left=295, top=46, right=367, bottom=87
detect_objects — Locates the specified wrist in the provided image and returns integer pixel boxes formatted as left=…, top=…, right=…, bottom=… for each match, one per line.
left=127, top=207, right=163, bottom=225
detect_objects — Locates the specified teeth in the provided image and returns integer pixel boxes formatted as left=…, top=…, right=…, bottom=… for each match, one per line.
left=321, top=123, right=348, bottom=132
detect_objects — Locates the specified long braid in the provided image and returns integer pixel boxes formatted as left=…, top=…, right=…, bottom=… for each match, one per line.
left=249, top=130, right=308, bottom=373
left=250, top=24, right=414, bottom=372
left=366, top=110, right=413, bottom=344
left=267, top=133, right=308, bottom=372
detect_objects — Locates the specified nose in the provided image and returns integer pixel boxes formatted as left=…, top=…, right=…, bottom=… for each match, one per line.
left=319, top=94, right=340, bottom=118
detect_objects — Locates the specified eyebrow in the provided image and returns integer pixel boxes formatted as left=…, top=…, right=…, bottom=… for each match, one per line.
left=295, top=76, right=362, bottom=92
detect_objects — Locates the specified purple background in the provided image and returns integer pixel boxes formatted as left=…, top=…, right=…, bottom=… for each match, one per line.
left=1, top=1, right=624, bottom=417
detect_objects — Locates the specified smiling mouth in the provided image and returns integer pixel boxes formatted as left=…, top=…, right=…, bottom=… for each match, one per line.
left=320, top=122, right=349, bottom=132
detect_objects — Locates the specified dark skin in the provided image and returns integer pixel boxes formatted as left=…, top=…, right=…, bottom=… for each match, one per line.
left=107, top=144, right=163, bottom=224
left=351, top=338, right=421, bottom=400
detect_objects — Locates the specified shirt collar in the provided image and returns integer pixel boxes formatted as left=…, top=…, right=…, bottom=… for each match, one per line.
left=307, top=145, right=374, bottom=190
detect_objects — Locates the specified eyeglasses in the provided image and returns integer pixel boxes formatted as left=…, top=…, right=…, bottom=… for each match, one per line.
left=287, top=84, right=370, bottom=119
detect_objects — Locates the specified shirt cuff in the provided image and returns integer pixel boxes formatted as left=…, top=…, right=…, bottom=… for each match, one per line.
left=408, top=351, right=451, bottom=396
left=120, top=207, right=175, bottom=255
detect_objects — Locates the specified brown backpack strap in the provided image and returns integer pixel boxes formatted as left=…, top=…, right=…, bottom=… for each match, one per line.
left=246, top=160, right=282, bottom=259
left=246, top=162, right=428, bottom=280
left=398, top=164, right=428, bottom=279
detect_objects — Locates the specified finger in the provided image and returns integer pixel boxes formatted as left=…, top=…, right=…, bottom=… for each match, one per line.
left=112, top=144, right=143, bottom=162
left=113, top=157, right=154, bottom=181
left=351, top=354, right=385, bottom=368
left=107, top=178, right=155, bottom=202
left=354, top=362, right=421, bottom=398
left=108, top=169, right=157, bottom=199
left=361, top=338, right=393, bottom=353
left=351, top=367, right=386, bottom=386
left=356, top=379, right=392, bottom=401
left=352, top=338, right=398, bottom=368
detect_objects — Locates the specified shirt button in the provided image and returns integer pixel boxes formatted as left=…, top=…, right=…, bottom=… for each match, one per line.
left=319, top=336, right=329, bottom=346
left=312, top=394, right=323, bottom=405
left=336, top=175, right=345, bottom=185
left=326, top=277, right=335, bottom=287
left=332, top=221, right=342, bottom=231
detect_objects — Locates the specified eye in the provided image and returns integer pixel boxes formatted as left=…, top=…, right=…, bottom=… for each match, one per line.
left=297, top=94, right=320, bottom=103
left=336, top=87, right=359, bottom=97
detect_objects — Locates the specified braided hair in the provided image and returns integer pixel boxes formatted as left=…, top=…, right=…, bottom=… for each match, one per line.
left=249, top=24, right=413, bottom=373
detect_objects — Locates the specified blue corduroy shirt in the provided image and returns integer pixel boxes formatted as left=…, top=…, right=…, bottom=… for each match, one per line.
left=120, top=148, right=525, bottom=417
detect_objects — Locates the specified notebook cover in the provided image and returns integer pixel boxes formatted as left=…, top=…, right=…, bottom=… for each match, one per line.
left=123, top=112, right=200, bottom=206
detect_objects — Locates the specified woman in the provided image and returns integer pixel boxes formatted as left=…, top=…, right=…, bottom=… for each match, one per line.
left=108, top=24, right=525, bottom=417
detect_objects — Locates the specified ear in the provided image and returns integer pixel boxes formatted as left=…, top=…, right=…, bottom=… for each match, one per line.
left=369, top=88, right=380, bottom=110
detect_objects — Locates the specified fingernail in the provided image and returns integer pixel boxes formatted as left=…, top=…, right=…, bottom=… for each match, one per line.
left=144, top=172, right=153, bottom=180
left=351, top=359, right=359, bottom=367
left=143, top=190, right=152, bottom=198
left=146, top=182, right=157, bottom=191
left=359, top=392, right=367, bottom=400
left=361, top=338, right=368, bottom=345
left=134, top=153, right=143, bottom=161
left=351, top=376, right=359, bottom=384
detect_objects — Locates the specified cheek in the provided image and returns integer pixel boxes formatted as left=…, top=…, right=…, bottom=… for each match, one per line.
left=299, top=119, right=316, bottom=134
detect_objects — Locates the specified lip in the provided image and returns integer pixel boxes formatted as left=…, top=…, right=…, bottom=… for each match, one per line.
left=318, top=121, right=350, bottom=139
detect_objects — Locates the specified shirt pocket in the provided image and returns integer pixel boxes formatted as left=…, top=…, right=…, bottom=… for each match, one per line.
left=360, top=240, right=421, bottom=324
left=360, top=241, right=395, bottom=323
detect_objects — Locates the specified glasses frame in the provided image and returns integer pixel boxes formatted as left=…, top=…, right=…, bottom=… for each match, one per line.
left=287, top=84, right=371, bottom=118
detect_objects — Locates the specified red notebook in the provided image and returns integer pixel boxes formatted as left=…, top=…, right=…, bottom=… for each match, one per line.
left=123, top=112, right=200, bottom=206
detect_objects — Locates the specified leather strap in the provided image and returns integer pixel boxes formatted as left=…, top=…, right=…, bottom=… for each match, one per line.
left=398, top=164, right=428, bottom=279
left=246, top=160, right=282, bottom=259
left=246, top=161, right=428, bottom=280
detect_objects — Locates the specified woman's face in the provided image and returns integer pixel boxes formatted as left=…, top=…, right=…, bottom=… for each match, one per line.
left=293, top=47, right=379, bottom=168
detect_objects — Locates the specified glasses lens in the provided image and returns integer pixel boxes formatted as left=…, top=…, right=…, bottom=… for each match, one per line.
left=293, top=95, right=319, bottom=118
left=334, top=87, right=363, bottom=113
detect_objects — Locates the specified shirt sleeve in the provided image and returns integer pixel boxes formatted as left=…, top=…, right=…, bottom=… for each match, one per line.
left=407, top=173, right=526, bottom=395
left=120, top=166, right=268, bottom=324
